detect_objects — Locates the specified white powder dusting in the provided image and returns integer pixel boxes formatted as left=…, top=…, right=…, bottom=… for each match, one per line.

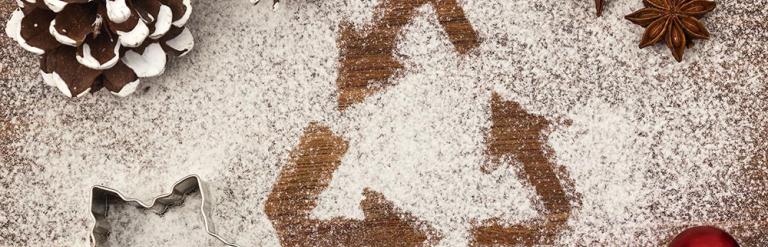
left=104, top=193, right=231, bottom=247
left=116, top=20, right=150, bottom=48
left=122, top=43, right=167, bottom=77
left=105, top=0, right=131, bottom=24
left=315, top=9, right=539, bottom=246
left=164, top=28, right=194, bottom=56
left=149, top=5, right=174, bottom=39
left=1, top=0, right=768, bottom=246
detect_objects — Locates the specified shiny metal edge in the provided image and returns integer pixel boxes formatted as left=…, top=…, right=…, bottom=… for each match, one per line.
left=89, top=174, right=240, bottom=247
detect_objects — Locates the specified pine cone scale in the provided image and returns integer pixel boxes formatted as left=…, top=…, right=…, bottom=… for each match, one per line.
left=13, top=8, right=60, bottom=54
left=101, top=6, right=149, bottom=48
left=42, top=46, right=102, bottom=97
left=76, top=32, right=120, bottom=70
left=160, top=0, right=191, bottom=27
left=102, top=61, right=139, bottom=96
left=122, top=43, right=166, bottom=77
left=158, top=26, right=192, bottom=56
left=149, top=5, right=173, bottom=38
left=134, top=0, right=173, bottom=39
left=18, top=1, right=47, bottom=13
left=50, top=3, right=98, bottom=46
left=43, top=0, right=69, bottom=12
left=105, top=0, right=132, bottom=23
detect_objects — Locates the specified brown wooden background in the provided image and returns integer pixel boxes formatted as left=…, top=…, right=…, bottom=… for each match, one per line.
left=1, top=0, right=767, bottom=246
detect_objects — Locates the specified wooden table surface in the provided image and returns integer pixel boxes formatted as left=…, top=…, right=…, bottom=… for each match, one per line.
left=1, top=0, right=767, bottom=246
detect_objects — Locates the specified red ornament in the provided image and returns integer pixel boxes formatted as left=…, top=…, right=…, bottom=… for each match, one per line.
left=669, top=226, right=739, bottom=247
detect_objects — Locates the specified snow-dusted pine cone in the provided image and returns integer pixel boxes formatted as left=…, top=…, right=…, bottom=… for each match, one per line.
left=5, top=0, right=194, bottom=97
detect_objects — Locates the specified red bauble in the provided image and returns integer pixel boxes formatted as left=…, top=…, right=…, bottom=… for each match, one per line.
left=669, top=226, right=739, bottom=247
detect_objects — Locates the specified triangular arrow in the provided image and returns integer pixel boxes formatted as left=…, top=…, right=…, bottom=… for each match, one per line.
left=471, top=92, right=578, bottom=246
left=266, top=123, right=438, bottom=246
left=336, top=0, right=479, bottom=110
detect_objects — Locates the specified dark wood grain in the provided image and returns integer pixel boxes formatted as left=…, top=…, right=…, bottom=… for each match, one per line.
left=595, top=0, right=604, bottom=16
left=1, top=0, right=766, bottom=246
left=265, top=123, right=438, bottom=247
left=470, top=93, right=577, bottom=246
left=336, top=0, right=479, bottom=110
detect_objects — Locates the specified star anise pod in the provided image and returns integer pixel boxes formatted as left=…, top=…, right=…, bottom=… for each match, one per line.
left=625, top=0, right=716, bottom=62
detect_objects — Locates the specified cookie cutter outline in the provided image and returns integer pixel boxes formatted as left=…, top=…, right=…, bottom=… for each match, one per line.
left=89, top=174, right=240, bottom=247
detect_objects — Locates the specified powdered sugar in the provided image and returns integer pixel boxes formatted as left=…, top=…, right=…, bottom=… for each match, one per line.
left=4, top=10, right=45, bottom=55
left=105, top=0, right=131, bottom=24
left=42, top=0, right=66, bottom=13
left=122, top=43, right=166, bottom=77
left=149, top=5, right=173, bottom=39
left=76, top=42, right=121, bottom=70
left=172, top=0, right=193, bottom=27
left=164, top=28, right=194, bottom=56
left=112, top=79, right=139, bottom=97
left=116, top=20, right=149, bottom=48
left=48, top=19, right=77, bottom=46
left=1, top=0, right=767, bottom=246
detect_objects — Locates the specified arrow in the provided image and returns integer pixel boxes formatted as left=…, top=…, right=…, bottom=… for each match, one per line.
left=595, top=0, right=604, bottom=16
left=471, top=93, right=578, bottom=246
left=265, top=123, right=437, bottom=247
left=336, top=0, right=479, bottom=110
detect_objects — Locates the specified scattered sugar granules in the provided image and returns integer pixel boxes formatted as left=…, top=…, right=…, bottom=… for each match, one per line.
left=2, top=0, right=768, bottom=246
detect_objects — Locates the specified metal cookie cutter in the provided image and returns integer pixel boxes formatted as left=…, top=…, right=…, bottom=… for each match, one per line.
left=89, top=175, right=240, bottom=247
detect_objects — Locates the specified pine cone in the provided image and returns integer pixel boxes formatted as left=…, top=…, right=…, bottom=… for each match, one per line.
left=5, top=0, right=194, bottom=97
